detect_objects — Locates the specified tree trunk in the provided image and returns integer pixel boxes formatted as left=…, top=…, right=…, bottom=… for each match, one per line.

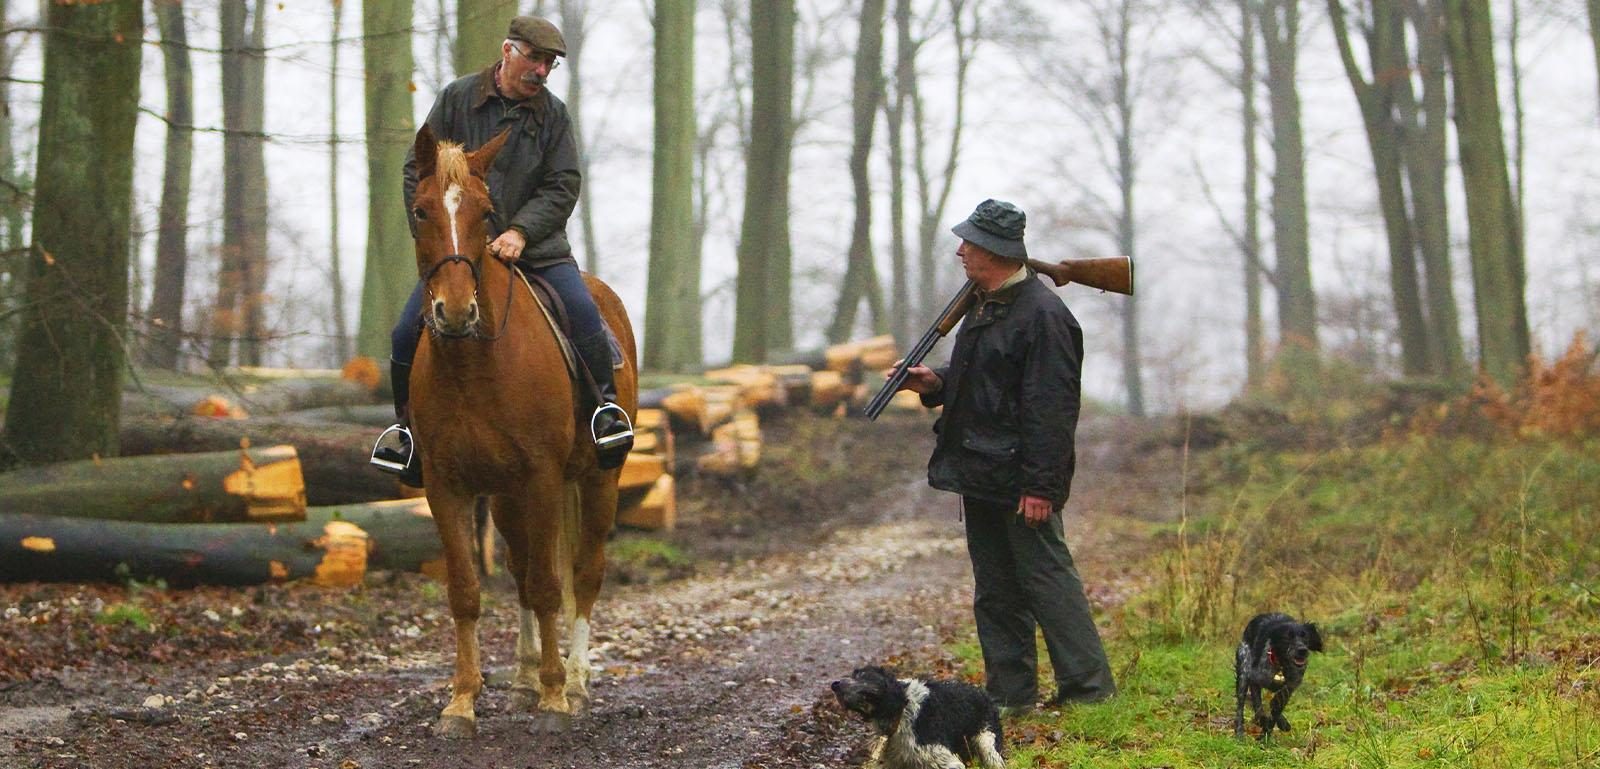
left=144, top=0, right=195, bottom=371
left=559, top=0, right=602, bottom=276
left=327, top=0, right=351, bottom=365
left=119, top=416, right=406, bottom=505
left=0, top=445, right=306, bottom=523
left=1401, top=0, right=1468, bottom=381
left=0, top=513, right=369, bottom=587
left=1240, top=0, right=1265, bottom=390
left=3, top=0, right=142, bottom=464
left=1328, top=0, right=1429, bottom=376
left=356, top=0, right=417, bottom=358
left=455, top=0, right=515, bottom=74
left=1442, top=0, right=1529, bottom=387
left=885, top=0, right=913, bottom=345
left=1258, top=0, right=1318, bottom=353
left=645, top=0, right=701, bottom=371
left=1590, top=0, right=1600, bottom=122
left=0, top=0, right=17, bottom=371
left=239, top=0, right=269, bottom=366
left=732, top=0, right=796, bottom=362
left=827, top=0, right=887, bottom=344
left=1112, top=0, right=1145, bottom=417
left=910, top=0, right=977, bottom=324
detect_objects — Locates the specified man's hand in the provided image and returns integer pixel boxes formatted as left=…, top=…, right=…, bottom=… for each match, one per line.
left=888, top=359, right=943, bottom=395
left=488, top=229, right=527, bottom=264
left=1017, top=495, right=1052, bottom=527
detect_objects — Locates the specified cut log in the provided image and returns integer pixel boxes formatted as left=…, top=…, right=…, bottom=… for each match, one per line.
left=630, top=408, right=675, bottom=470
left=123, top=377, right=375, bottom=419
left=639, top=385, right=708, bottom=437
left=305, top=499, right=440, bottom=574
left=120, top=416, right=403, bottom=506
left=695, top=411, right=762, bottom=476
left=0, top=513, right=368, bottom=587
left=704, top=365, right=786, bottom=412
left=0, top=445, right=306, bottom=523
left=616, top=473, right=675, bottom=530
left=809, top=370, right=854, bottom=411
left=618, top=452, right=667, bottom=491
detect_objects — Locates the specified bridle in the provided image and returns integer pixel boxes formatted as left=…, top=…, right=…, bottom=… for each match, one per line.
left=420, top=249, right=516, bottom=341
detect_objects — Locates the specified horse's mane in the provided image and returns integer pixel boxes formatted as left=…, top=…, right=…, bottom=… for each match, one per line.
left=435, top=141, right=473, bottom=192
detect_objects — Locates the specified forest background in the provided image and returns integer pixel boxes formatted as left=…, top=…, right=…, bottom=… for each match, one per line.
left=0, top=0, right=1595, bottom=461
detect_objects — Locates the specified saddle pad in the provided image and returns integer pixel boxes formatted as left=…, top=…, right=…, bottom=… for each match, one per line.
left=513, top=270, right=626, bottom=378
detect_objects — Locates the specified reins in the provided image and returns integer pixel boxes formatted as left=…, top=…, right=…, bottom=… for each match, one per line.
left=422, top=250, right=517, bottom=341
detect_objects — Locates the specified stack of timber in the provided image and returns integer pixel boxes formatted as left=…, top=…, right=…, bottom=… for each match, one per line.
left=615, top=408, right=675, bottom=530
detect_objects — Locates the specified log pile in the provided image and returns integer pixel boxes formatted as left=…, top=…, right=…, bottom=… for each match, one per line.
left=1, top=337, right=932, bottom=584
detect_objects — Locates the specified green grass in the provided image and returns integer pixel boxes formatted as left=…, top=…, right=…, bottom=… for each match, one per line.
left=967, top=437, right=1600, bottom=768
left=94, top=602, right=156, bottom=631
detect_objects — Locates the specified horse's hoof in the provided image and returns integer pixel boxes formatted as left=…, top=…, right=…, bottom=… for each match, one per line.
left=565, top=691, right=591, bottom=717
left=507, top=687, right=539, bottom=712
left=531, top=710, right=573, bottom=733
left=433, top=714, right=476, bottom=739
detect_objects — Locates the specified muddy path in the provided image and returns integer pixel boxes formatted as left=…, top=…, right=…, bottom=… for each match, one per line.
left=1, top=413, right=1179, bottom=769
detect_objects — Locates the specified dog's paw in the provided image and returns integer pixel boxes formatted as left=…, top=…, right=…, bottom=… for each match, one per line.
left=1275, top=715, right=1293, bottom=732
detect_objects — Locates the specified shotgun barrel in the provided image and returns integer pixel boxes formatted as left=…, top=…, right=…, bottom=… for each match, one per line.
left=862, top=281, right=977, bottom=421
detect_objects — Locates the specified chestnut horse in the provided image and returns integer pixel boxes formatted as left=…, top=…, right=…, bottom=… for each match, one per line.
left=406, top=125, right=638, bottom=737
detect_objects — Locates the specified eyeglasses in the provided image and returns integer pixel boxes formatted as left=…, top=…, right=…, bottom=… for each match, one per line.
left=511, top=45, right=560, bottom=70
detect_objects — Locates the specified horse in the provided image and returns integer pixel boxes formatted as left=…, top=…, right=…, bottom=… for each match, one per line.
left=405, top=124, right=638, bottom=737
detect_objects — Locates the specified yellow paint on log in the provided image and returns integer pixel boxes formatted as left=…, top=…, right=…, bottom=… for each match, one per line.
left=223, top=446, right=308, bottom=521
left=269, top=560, right=289, bottom=580
left=311, top=520, right=370, bottom=587
left=21, top=536, right=55, bottom=553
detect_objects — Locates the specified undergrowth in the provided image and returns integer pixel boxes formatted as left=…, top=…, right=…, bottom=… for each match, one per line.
left=981, top=339, right=1600, bottom=768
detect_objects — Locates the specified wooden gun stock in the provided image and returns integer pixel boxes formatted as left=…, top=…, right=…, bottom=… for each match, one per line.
left=1027, top=255, right=1134, bottom=295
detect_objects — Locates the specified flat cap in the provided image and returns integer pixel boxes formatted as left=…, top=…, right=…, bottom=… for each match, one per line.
left=507, top=16, right=566, bottom=57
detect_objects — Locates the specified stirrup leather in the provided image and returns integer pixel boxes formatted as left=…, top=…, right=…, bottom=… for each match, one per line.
left=369, top=423, right=415, bottom=473
left=590, top=403, right=634, bottom=451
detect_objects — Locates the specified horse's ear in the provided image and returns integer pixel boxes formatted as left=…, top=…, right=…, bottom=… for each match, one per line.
left=468, top=128, right=512, bottom=178
left=413, top=124, right=438, bottom=181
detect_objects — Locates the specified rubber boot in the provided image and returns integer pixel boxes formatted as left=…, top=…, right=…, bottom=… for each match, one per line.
left=369, top=358, right=424, bottom=487
left=574, top=331, right=633, bottom=469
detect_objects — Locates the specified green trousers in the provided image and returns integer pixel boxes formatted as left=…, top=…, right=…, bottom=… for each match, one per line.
left=962, top=495, right=1116, bottom=707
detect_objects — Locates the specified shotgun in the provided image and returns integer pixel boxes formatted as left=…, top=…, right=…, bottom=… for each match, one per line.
left=862, top=255, right=1134, bottom=421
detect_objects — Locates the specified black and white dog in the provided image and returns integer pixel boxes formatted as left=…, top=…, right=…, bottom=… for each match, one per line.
left=831, top=666, right=1006, bottom=769
left=1234, top=612, right=1324, bottom=739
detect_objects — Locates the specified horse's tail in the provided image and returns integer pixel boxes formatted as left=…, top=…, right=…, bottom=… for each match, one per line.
left=557, top=480, right=582, bottom=623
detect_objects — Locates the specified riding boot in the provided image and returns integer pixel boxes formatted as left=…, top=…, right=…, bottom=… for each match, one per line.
left=370, top=358, right=424, bottom=487
left=574, top=330, right=633, bottom=469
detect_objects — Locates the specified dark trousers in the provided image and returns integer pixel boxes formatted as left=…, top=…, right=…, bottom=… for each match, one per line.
left=962, top=495, right=1116, bottom=707
left=390, top=260, right=605, bottom=366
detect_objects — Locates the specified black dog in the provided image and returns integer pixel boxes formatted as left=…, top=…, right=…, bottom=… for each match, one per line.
left=831, top=666, right=1005, bottom=769
left=1234, top=612, right=1324, bottom=739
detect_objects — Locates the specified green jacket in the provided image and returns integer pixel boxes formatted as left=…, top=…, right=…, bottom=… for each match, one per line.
left=403, top=63, right=580, bottom=269
left=920, top=272, right=1084, bottom=509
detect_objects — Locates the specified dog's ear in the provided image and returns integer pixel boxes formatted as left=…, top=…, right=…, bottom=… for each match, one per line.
left=1305, top=623, right=1324, bottom=652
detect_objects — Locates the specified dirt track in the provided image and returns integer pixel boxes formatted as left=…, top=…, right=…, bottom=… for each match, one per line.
left=0, top=413, right=1171, bottom=769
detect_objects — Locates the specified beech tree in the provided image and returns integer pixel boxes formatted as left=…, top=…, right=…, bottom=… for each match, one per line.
left=4, top=0, right=142, bottom=463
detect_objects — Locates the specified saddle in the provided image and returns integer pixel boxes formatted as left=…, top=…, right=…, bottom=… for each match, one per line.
left=517, top=269, right=625, bottom=400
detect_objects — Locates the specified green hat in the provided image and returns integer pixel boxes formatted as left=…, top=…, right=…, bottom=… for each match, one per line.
left=507, top=16, right=566, bottom=57
left=951, top=199, right=1027, bottom=259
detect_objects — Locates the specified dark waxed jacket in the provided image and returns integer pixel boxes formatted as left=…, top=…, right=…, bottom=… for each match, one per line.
left=403, top=63, right=580, bottom=270
left=919, top=271, right=1084, bottom=509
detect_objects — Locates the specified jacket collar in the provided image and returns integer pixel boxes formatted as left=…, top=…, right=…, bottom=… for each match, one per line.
left=973, top=265, right=1032, bottom=306
left=472, top=62, right=551, bottom=123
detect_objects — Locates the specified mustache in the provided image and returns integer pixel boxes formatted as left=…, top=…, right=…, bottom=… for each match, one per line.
left=518, top=71, right=546, bottom=86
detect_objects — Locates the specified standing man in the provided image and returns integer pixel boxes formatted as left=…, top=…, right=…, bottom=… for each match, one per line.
left=891, top=199, right=1116, bottom=716
left=371, top=16, right=632, bottom=485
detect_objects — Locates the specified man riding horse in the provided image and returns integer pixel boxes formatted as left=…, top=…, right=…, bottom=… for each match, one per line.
left=372, top=15, right=631, bottom=484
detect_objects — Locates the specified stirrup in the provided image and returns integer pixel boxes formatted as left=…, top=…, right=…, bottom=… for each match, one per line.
left=590, top=403, right=634, bottom=451
left=369, top=423, right=415, bottom=473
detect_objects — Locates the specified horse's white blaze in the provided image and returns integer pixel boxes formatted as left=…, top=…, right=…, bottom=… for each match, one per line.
left=444, top=183, right=463, bottom=255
